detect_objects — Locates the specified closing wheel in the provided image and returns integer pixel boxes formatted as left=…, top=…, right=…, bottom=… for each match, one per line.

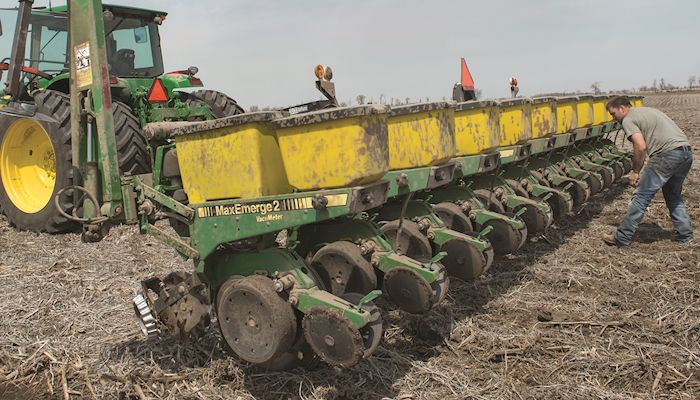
left=383, top=265, right=445, bottom=314
left=502, top=212, right=529, bottom=250
left=537, top=190, right=570, bottom=220
left=556, top=180, right=589, bottom=208
left=430, top=262, right=449, bottom=305
left=473, top=189, right=506, bottom=213
left=596, top=166, right=614, bottom=188
left=480, top=218, right=523, bottom=255
left=310, top=241, right=377, bottom=296
left=259, top=335, right=320, bottom=371
left=610, top=161, right=624, bottom=182
left=438, top=238, right=487, bottom=281
left=380, top=220, right=432, bottom=262
left=620, top=156, right=633, bottom=174
left=514, top=203, right=548, bottom=235
left=217, top=275, right=297, bottom=364
left=302, top=308, right=365, bottom=368
left=432, top=202, right=473, bottom=233
left=340, top=293, right=383, bottom=358
left=585, top=172, right=603, bottom=196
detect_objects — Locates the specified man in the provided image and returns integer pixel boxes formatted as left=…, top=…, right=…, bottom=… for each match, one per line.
left=603, top=96, right=693, bottom=247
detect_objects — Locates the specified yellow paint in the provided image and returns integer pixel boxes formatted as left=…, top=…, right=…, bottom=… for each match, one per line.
left=604, top=99, right=614, bottom=123
left=175, top=122, right=292, bottom=203
left=453, top=104, right=500, bottom=156
left=498, top=101, right=532, bottom=147
left=575, top=98, right=594, bottom=128
left=531, top=101, right=556, bottom=138
left=0, top=118, right=56, bottom=213
left=555, top=99, right=578, bottom=134
left=592, top=98, right=608, bottom=125
left=387, top=107, right=455, bottom=170
left=275, top=114, right=389, bottom=190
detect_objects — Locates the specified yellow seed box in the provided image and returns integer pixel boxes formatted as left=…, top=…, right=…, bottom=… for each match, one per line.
left=386, top=102, right=456, bottom=169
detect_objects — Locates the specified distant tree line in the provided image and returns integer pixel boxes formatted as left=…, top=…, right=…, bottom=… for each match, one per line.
left=248, top=89, right=484, bottom=111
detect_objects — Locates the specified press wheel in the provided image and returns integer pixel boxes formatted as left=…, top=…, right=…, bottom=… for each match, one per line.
left=310, top=241, right=377, bottom=296
left=217, top=275, right=297, bottom=364
left=380, top=220, right=432, bottom=262
left=432, top=202, right=473, bottom=233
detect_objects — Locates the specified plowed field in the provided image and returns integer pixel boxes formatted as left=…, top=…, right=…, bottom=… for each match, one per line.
left=1, top=92, right=698, bottom=399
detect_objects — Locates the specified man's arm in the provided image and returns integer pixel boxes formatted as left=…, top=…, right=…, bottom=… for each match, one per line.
left=628, top=132, right=646, bottom=186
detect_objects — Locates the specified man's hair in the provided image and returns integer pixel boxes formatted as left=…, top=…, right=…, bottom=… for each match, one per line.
left=606, top=96, right=632, bottom=110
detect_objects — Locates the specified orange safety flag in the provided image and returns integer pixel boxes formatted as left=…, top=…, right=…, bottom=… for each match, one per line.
left=460, top=58, right=475, bottom=91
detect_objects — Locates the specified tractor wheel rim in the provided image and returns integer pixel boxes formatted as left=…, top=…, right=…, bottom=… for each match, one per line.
left=1, top=119, right=56, bottom=213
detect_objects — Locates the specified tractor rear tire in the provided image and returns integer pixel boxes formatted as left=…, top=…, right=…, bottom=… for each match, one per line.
left=0, top=90, right=151, bottom=233
left=112, top=100, right=151, bottom=176
left=187, top=89, right=244, bottom=118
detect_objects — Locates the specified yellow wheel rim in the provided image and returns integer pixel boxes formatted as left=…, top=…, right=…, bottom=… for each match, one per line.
left=0, top=118, right=57, bottom=213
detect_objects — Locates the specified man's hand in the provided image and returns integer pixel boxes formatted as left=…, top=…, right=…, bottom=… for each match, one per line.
left=629, top=171, right=640, bottom=187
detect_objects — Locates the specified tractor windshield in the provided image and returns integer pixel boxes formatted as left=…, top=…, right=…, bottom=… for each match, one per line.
left=0, top=7, right=164, bottom=82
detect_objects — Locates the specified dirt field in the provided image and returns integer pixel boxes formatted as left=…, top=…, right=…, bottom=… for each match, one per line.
left=1, top=92, right=698, bottom=400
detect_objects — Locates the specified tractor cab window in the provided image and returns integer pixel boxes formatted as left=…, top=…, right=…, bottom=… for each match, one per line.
left=105, top=16, right=164, bottom=77
left=35, top=23, right=69, bottom=74
left=0, top=10, right=17, bottom=59
left=0, top=9, right=69, bottom=94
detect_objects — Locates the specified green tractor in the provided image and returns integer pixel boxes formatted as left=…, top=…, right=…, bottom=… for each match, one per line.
left=0, top=2, right=243, bottom=232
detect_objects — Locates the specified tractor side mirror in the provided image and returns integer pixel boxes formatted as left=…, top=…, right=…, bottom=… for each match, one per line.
left=133, top=26, right=148, bottom=44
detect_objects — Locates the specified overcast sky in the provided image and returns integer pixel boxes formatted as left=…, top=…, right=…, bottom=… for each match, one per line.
left=30, top=0, right=700, bottom=108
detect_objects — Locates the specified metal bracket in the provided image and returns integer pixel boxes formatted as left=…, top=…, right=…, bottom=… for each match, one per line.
left=358, top=289, right=382, bottom=311
left=478, top=225, right=494, bottom=239
left=136, top=178, right=194, bottom=219
left=146, top=223, right=199, bottom=260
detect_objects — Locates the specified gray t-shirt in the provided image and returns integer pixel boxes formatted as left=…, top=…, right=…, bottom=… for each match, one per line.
left=621, top=107, right=689, bottom=156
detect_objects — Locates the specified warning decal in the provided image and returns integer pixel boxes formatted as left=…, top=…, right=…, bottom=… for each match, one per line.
left=74, top=42, right=92, bottom=88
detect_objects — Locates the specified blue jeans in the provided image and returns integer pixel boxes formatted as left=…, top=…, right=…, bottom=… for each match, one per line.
left=615, top=147, right=693, bottom=246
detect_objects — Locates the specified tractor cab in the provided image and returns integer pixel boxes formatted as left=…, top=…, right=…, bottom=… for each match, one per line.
left=0, top=4, right=166, bottom=97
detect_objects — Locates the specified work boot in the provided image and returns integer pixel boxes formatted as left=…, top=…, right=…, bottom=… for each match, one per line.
left=602, top=233, right=626, bottom=248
